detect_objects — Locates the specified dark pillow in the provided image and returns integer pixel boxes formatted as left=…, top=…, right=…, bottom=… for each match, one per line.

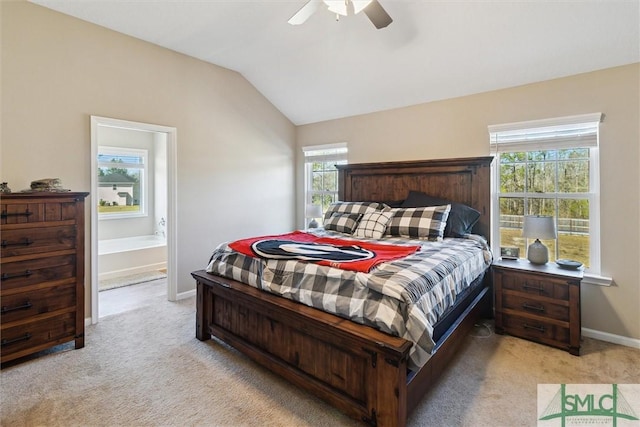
left=401, top=190, right=481, bottom=237
left=380, top=199, right=404, bottom=208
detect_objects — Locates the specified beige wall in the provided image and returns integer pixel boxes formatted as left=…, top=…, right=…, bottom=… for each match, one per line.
left=1, top=2, right=296, bottom=314
left=3, top=1, right=638, bottom=343
left=297, top=64, right=640, bottom=341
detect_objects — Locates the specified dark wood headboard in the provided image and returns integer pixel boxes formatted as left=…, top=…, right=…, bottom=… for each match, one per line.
left=337, top=156, right=494, bottom=239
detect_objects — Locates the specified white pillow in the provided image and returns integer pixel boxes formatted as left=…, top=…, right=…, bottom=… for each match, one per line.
left=354, top=211, right=393, bottom=239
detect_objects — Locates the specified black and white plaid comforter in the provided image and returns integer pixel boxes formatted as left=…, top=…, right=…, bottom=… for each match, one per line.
left=205, top=229, right=493, bottom=370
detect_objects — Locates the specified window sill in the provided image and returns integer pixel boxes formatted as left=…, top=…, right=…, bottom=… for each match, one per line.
left=98, top=212, right=147, bottom=221
left=581, top=273, right=613, bottom=287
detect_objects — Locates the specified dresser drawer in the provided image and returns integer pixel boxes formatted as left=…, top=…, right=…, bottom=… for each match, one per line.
left=0, top=254, right=76, bottom=292
left=1, top=225, right=77, bottom=258
left=1, top=200, right=79, bottom=226
left=1, top=283, right=76, bottom=324
left=1, top=311, right=77, bottom=362
left=499, top=270, right=570, bottom=301
left=501, top=313, right=569, bottom=346
left=502, top=292, right=569, bottom=322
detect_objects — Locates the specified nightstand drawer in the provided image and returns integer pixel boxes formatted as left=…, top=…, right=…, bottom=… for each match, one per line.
left=500, top=270, right=570, bottom=301
left=502, top=313, right=569, bottom=346
left=502, top=292, right=569, bottom=322
left=1, top=282, right=76, bottom=324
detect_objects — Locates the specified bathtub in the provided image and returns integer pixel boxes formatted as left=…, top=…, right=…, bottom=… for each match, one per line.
left=98, top=235, right=167, bottom=280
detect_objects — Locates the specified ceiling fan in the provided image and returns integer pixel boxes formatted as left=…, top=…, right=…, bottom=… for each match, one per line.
left=288, top=0, right=393, bottom=29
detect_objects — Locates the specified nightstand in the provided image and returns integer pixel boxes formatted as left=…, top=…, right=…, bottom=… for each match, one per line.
left=492, top=258, right=582, bottom=355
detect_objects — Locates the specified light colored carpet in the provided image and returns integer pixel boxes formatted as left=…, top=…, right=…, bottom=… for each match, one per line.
left=1, top=294, right=638, bottom=426
left=99, top=270, right=167, bottom=291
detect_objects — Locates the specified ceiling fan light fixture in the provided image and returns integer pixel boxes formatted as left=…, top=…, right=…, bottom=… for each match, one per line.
left=323, top=0, right=372, bottom=17
left=289, top=0, right=390, bottom=29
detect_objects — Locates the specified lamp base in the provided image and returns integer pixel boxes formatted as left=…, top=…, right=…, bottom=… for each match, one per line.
left=527, top=239, right=549, bottom=264
left=308, top=219, right=319, bottom=229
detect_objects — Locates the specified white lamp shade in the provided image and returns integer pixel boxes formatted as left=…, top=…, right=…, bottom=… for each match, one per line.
left=522, top=215, right=557, bottom=240
left=306, top=204, right=323, bottom=218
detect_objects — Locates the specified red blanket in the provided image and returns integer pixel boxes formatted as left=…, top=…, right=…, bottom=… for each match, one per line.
left=228, top=231, right=420, bottom=273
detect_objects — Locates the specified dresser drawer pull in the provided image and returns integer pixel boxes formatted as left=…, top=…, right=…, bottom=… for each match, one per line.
left=522, top=303, right=545, bottom=313
left=1, top=270, right=32, bottom=281
left=1, top=333, right=32, bottom=347
left=523, top=323, right=546, bottom=333
left=1, top=238, right=33, bottom=248
left=1, top=301, right=33, bottom=314
left=1, top=209, right=33, bottom=219
left=522, top=283, right=546, bottom=294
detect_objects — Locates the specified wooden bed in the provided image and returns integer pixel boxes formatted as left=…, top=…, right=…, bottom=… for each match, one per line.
left=192, top=156, right=493, bottom=426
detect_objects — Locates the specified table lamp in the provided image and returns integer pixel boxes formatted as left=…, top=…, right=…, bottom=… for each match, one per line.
left=306, top=204, right=323, bottom=228
left=522, top=215, right=556, bottom=264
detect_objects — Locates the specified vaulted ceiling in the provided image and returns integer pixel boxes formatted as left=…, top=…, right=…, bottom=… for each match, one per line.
left=30, top=1, right=640, bottom=125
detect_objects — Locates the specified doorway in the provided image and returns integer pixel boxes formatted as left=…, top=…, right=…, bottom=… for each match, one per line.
left=90, top=116, right=177, bottom=323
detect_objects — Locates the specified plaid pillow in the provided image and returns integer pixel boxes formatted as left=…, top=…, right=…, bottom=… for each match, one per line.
left=324, top=213, right=363, bottom=234
left=354, top=211, right=393, bottom=239
left=386, top=205, right=451, bottom=240
left=323, top=201, right=385, bottom=222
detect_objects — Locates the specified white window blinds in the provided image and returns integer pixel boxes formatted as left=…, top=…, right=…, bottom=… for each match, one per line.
left=489, top=113, right=602, bottom=152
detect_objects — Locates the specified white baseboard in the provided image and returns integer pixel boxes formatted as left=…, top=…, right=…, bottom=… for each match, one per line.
left=582, top=327, right=640, bottom=349
left=176, top=288, right=196, bottom=300
left=98, top=262, right=167, bottom=281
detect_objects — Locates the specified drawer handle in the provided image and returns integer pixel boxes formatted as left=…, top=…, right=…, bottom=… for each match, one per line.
left=522, top=302, right=545, bottom=313
left=1, top=301, right=33, bottom=314
left=523, top=283, right=546, bottom=294
left=1, top=333, right=32, bottom=347
left=523, top=323, right=546, bottom=333
left=1, top=209, right=33, bottom=219
left=1, top=270, right=32, bottom=281
left=1, top=238, right=33, bottom=248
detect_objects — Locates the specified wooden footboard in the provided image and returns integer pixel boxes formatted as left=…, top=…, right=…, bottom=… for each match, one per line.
left=194, top=270, right=412, bottom=426
left=194, top=270, right=492, bottom=426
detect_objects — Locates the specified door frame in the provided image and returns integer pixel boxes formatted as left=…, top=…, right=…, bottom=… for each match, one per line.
left=90, top=115, right=178, bottom=324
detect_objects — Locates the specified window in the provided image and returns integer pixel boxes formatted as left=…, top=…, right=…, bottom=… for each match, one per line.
left=303, top=143, right=348, bottom=224
left=97, top=147, right=147, bottom=218
left=489, top=113, right=608, bottom=282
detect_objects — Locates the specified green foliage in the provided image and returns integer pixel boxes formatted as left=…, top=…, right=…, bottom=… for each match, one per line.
left=499, top=149, right=591, bottom=264
left=99, top=159, right=140, bottom=182
left=499, top=149, right=590, bottom=219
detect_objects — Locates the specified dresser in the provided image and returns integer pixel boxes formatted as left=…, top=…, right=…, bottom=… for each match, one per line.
left=1, top=192, right=89, bottom=364
left=493, top=258, right=582, bottom=355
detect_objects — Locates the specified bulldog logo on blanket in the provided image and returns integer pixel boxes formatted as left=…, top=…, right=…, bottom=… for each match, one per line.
left=251, top=240, right=375, bottom=264
left=228, top=231, right=420, bottom=273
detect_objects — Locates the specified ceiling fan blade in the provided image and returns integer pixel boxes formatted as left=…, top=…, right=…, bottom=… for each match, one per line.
left=288, top=0, right=321, bottom=25
left=363, top=0, right=393, bottom=29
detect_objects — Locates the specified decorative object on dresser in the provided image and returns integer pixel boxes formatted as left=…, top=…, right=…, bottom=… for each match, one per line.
left=1, top=191, right=89, bottom=364
left=493, top=258, right=582, bottom=355
left=522, top=215, right=556, bottom=264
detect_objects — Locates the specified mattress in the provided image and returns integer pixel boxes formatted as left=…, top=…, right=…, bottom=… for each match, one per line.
left=206, top=229, right=493, bottom=370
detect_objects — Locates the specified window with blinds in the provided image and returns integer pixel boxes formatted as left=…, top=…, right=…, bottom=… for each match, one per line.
left=302, top=143, right=348, bottom=223
left=97, top=146, right=148, bottom=218
left=489, top=113, right=603, bottom=274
